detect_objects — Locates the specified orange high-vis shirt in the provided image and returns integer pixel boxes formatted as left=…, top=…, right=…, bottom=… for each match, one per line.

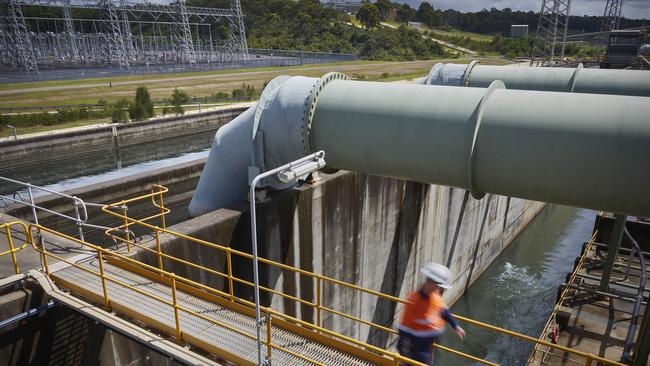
left=399, top=290, right=446, bottom=337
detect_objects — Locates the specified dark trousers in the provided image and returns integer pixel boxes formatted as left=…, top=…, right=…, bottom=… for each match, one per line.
left=397, top=329, right=440, bottom=365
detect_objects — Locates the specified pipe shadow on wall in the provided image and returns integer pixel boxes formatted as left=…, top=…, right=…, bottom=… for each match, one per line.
left=229, top=188, right=299, bottom=309
left=367, top=181, right=430, bottom=348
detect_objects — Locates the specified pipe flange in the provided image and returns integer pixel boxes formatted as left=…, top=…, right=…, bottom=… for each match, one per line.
left=568, top=63, right=583, bottom=92
left=462, top=60, right=480, bottom=87
left=468, top=80, right=506, bottom=199
left=301, top=72, right=350, bottom=155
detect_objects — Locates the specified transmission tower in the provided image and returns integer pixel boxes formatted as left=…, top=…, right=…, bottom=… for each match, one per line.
left=601, top=0, right=624, bottom=33
left=101, top=0, right=128, bottom=68
left=227, top=0, right=248, bottom=60
left=6, top=0, right=37, bottom=72
left=175, top=0, right=196, bottom=64
left=119, top=7, right=135, bottom=60
left=530, top=0, right=571, bottom=67
left=63, top=1, right=79, bottom=61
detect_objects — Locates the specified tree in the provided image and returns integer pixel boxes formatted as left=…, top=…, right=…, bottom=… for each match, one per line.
left=416, top=2, right=435, bottom=27
left=356, top=3, right=380, bottom=29
left=396, top=4, right=416, bottom=23
left=129, top=86, right=154, bottom=121
left=111, top=98, right=131, bottom=123
left=375, top=0, right=392, bottom=21
left=170, top=88, right=190, bottom=115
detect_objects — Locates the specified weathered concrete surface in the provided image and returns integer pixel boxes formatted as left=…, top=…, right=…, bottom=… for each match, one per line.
left=128, top=169, right=545, bottom=349
left=0, top=107, right=247, bottom=169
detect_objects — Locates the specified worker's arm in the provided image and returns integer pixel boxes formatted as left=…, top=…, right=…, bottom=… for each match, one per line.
left=442, top=308, right=465, bottom=340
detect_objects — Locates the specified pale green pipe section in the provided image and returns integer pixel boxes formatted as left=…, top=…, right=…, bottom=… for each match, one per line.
left=467, top=65, right=650, bottom=96
left=310, top=79, right=650, bottom=217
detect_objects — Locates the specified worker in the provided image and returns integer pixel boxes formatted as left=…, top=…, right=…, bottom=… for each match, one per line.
left=397, top=263, right=465, bottom=365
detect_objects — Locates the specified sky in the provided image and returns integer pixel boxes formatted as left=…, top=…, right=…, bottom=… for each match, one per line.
left=404, top=0, right=650, bottom=20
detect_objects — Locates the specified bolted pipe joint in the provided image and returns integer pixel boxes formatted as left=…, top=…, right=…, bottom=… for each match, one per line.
left=420, top=61, right=650, bottom=97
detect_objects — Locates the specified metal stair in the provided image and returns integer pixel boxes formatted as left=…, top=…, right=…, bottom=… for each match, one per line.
left=50, top=256, right=374, bottom=366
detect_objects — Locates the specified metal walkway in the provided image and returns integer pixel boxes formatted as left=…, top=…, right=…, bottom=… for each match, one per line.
left=51, top=255, right=373, bottom=366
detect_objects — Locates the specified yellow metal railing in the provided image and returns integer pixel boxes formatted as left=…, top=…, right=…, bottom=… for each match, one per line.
left=1, top=221, right=30, bottom=275
left=1, top=184, right=628, bottom=366
left=97, top=186, right=626, bottom=366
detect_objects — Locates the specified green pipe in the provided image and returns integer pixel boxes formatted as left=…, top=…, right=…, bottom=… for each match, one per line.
left=309, top=77, right=650, bottom=217
left=191, top=73, right=650, bottom=217
left=422, top=62, right=650, bottom=96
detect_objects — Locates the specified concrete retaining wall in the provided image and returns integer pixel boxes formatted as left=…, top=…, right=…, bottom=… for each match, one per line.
left=129, top=170, right=545, bottom=349
left=0, top=107, right=247, bottom=168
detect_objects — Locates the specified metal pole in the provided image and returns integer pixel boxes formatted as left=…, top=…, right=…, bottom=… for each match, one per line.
left=600, top=214, right=627, bottom=292
left=6, top=125, right=17, bottom=139
left=248, top=151, right=325, bottom=366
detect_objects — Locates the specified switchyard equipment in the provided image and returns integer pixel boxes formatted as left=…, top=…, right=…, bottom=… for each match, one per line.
left=419, top=62, right=650, bottom=96
left=601, top=0, right=624, bottom=33
left=530, top=0, right=572, bottom=66
left=0, top=0, right=248, bottom=72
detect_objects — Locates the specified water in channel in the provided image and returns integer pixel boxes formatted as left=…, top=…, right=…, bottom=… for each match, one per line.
left=0, top=130, right=213, bottom=193
left=438, top=205, right=596, bottom=365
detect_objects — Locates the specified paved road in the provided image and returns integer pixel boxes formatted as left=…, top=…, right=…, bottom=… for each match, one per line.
left=380, top=22, right=477, bottom=55
left=0, top=61, right=439, bottom=96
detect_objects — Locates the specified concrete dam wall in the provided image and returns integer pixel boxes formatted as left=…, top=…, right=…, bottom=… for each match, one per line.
left=130, top=169, right=544, bottom=349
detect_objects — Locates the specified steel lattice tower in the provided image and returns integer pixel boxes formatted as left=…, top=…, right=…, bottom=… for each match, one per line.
left=175, top=0, right=196, bottom=64
left=120, top=8, right=135, bottom=60
left=101, top=0, right=128, bottom=68
left=6, top=0, right=37, bottom=71
left=63, top=1, right=79, bottom=61
left=601, top=0, right=624, bottom=33
left=0, top=0, right=250, bottom=71
left=227, top=0, right=248, bottom=60
left=530, top=0, right=572, bottom=67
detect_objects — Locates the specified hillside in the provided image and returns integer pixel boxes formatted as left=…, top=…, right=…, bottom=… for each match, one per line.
left=189, top=0, right=447, bottom=60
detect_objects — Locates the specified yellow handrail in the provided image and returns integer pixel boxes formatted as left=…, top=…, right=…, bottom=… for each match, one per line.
left=2, top=184, right=626, bottom=366
left=96, top=186, right=627, bottom=366
left=1, top=221, right=30, bottom=275
left=26, top=224, right=327, bottom=366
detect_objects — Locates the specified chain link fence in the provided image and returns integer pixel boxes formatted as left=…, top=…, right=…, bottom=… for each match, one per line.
left=0, top=49, right=358, bottom=83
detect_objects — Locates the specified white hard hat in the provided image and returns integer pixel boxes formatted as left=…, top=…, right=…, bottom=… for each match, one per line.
left=421, top=263, right=453, bottom=290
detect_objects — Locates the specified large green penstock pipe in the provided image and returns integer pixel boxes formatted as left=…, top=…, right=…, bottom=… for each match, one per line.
left=189, top=73, right=650, bottom=218
left=420, top=62, right=650, bottom=96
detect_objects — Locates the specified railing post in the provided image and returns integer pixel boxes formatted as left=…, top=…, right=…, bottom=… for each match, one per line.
left=226, top=250, right=234, bottom=300
left=584, top=354, right=594, bottom=366
left=97, top=250, right=111, bottom=310
left=27, top=185, right=39, bottom=225
left=4, top=225, right=19, bottom=274
left=155, top=229, right=163, bottom=271
left=73, top=199, right=84, bottom=242
left=265, top=310, right=272, bottom=365
left=171, top=274, right=182, bottom=341
left=121, top=204, right=131, bottom=252
left=159, top=190, right=166, bottom=229
left=35, top=231, right=49, bottom=275
left=316, top=276, right=322, bottom=328
left=392, top=352, right=400, bottom=366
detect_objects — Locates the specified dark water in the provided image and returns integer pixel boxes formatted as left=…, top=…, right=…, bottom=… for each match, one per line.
left=438, top=205, right=596, bottom=365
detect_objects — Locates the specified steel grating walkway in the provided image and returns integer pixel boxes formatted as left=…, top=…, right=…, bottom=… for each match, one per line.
left=50, top=257, right=374, bottom=366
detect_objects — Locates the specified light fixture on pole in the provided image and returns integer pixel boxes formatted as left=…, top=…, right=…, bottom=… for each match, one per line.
left=248, top=150, right=326, bottom=365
